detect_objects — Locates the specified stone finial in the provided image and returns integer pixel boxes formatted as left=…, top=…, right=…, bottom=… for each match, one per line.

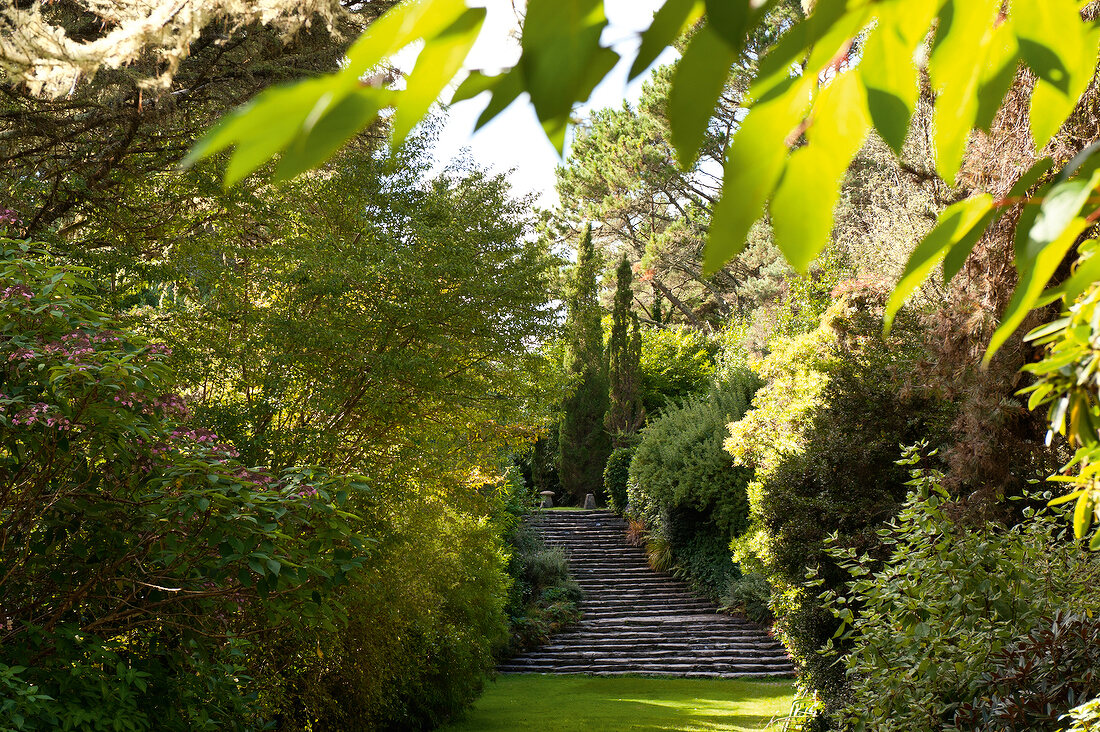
left=539, top=490, right=555, bottom=508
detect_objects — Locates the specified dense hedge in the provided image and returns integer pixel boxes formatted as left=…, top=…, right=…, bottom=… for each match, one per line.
left=628, top=371, right=758, bottom=600
left=638, top=326, right=717, bottom=415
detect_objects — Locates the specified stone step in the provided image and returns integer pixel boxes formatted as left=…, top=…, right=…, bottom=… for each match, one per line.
left=504, top=510, right=794, bottom=677
left=497, top=668, right=787, bottom=679
left=517, top=647, right=792, bottom=656
left=499, top=660, right=791, bottom=674
left=559, top=632, right=776, bottom=643
left=577, top=592, right=704, bottom=604
left=576, top=598, right=712, bottom=607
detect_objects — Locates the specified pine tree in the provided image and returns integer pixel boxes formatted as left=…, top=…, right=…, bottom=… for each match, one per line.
left=606, top=255, right=645, bottom=445
left=559, top=225, right=610, bottom=504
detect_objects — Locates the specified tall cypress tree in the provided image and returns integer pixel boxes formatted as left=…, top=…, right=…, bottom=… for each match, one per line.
left=606, top=255, right=645, bottom=444
left=559, top=225, right=610, bottom=504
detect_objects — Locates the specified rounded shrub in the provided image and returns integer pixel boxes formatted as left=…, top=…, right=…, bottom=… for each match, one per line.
left=627, top=370, right=759, bottom=599
left=630, top=385, right=755, bottom=538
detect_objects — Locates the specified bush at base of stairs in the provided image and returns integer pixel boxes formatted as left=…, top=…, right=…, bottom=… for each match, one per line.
left=503, top=522, right=582, bottom=654
left=627, top=376, right=757, bottom=600
left=725, top=572, right=773, bottom=625
left=828, top=473, right=1100, bottom=732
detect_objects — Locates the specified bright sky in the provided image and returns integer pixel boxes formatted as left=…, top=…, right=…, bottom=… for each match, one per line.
left=431, top=0, right=679, bottom=206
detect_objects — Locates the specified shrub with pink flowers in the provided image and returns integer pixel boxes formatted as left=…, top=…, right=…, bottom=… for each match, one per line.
left=0, top=240, right=369, bottom=730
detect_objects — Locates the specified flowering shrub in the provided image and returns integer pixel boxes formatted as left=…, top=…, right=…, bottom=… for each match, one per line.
left=0, top=241, right=368, bottom=729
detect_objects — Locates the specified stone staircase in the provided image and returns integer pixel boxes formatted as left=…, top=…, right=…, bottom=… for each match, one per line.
left=498, top=509, right=794, bottom=678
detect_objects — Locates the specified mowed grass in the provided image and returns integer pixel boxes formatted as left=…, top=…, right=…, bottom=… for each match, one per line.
left=440, top=674, right=795, bottom=732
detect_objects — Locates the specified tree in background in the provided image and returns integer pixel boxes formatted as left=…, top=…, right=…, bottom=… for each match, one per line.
left=0, top=1, right=393, bottom=243
left=606, top=255, right=645, bottom=445
left=559, top=225, right=609, bottom=504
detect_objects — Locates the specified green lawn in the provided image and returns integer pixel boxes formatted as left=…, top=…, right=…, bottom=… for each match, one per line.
left=440, top=674, right=795, bottom=731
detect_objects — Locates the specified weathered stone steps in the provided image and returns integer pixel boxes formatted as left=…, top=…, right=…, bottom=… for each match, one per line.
left=500, top=509, right=793, bottom=678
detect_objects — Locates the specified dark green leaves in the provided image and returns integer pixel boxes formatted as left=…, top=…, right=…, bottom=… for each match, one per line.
left=669, top=24, right=735, bottom=168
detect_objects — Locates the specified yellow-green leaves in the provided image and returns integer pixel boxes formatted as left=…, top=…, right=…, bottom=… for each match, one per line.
left=988, top=169, right=1100, bottom=359
left=393, top=8, right=487, bottom=145
left=860, top=2, right=936, bottom=154
left=770, top=70, right=870, bottom=273
left=928, top=0, right=1010, bottom=183
left=704, top=0, right=872, bottom=275
left=705, top=84, right=804, bottom=274
left=1013, top=0, right=1097, bottom=150
left=185, top=0, right=484, bottom=185
left=885, top=195, right=995, bottom=328
left=275, top=88, right=391, bottom=182
left=343, top=0, right=469, bottom=75
left=630, top=0, right=705, bottom=80
left=669, top=23, right=736, bottom=168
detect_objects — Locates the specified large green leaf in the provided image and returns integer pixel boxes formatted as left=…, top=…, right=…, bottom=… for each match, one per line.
left=1014, top=0, right=1096, bottom=149
left=885, top=194, right=995, bottom=328
left=705, top=79, right=805, bottom=274
left=630, top=0, right=705, bottom=80
left=751, top=0, right=855, bottom=95
left=343, top=0, right=468, bottom=78
left=928, top=0, right=1009, bottom=183
left=770, top=69, right=870, bottom=273
left=275, top=88, right=391, bottom=182
left=859, top=1, right=936, bottom=154
left=669, top=24, right=735, bottom=169
left=1040, top=240, right=1100, bottom=305
left=704, top=0, right=871, bottom=274
left=182, top=78, right=331, bottom=181
left=972, top=28, right=1019, bottom=133
left=941, top=209, right=995, bottom=283
left=392, top=8, right=486, bottom=146
left=520, top=0, right=610, bottom=151
left=986, top=170, right=1100, bottom=359
left=453, top=67, right=525, bottom=129
left=185, top=0, right=472, bottom=184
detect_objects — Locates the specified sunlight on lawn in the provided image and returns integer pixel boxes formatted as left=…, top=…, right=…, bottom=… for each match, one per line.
left=440, top=675, right=795, bottom=732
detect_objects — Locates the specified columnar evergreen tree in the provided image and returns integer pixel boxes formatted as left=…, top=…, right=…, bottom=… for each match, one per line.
left=606, top=255, right=645, bottom=444
left=559, top=225, right=610, bottom=503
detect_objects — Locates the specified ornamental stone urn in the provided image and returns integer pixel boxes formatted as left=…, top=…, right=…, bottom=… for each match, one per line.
left=539, top=490, right=555, bottom=508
